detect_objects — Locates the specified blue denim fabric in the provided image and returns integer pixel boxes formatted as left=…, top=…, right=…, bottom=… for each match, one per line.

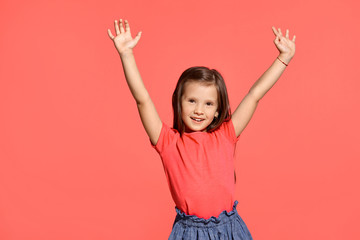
left=169, top=200, right=253, bottom=240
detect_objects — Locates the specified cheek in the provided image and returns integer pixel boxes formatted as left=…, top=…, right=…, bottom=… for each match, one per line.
left=181, top=105, right=190, bottom=115
left=207, top=109, right=217, bottom=116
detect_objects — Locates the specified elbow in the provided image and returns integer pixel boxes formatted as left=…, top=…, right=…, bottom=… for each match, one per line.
left=136, top=94, right=151, bottom=106
left=135, top=92, right=151, bottom=106
left=248, top=89, right=261, bottom=103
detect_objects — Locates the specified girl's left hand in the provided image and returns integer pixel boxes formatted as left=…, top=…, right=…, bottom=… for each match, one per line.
left=272, top=27, right=296, bottom=60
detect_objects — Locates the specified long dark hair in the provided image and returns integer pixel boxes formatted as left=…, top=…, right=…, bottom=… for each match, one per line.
left=172, top=66, right=232, bottom=135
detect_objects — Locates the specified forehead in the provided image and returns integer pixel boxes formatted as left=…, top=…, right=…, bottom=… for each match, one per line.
left=182, top=81, right=218, bottom=100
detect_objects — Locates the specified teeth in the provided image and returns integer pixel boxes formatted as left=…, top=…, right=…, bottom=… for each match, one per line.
left=191, top=117, right=203, bottom=122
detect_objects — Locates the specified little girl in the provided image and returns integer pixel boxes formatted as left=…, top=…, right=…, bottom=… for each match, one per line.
left=108, top=19, right=296, bottom=240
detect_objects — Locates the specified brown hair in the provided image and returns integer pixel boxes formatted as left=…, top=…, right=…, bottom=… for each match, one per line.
left=172, top=66, right=232, bottom=135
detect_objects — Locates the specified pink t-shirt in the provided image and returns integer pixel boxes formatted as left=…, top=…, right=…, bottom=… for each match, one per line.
left=150, top=118, right=241, bottom=219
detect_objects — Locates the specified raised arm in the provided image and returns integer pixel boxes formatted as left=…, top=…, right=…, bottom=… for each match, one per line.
left=231, top=27, right=296, bottom=137
left=108, top=19, right=162, bottom=146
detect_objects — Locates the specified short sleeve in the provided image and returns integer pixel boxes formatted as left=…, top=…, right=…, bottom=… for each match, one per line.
left=149, top=121, right=177, bottom=154
left=221, top=118, right=241, bottom=143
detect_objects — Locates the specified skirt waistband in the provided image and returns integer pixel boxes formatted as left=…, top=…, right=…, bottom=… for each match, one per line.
left=174, top=200, right=239, bottom=227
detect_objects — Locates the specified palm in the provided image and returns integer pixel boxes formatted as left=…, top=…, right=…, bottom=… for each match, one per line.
left=114, top=31, right=136, bottom=50
left=108, top=19, right=142, bottom=54
left=272, top=26, right=296, bottom=58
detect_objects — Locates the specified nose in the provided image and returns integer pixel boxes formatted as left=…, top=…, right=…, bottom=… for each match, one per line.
left=194, top=104, right=204, bottom=115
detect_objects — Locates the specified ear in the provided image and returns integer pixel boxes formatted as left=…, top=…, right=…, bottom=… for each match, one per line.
left=215, top=111, right=219, bottom=118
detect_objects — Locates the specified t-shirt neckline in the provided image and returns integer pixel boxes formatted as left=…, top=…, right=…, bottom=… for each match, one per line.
left=183, top=130, right=208, bottom=135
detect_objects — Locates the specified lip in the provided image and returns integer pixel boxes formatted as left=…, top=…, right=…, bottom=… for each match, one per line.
left=190, top=117, right=205, bottom=123
left=191, top=116, right=204, bottom=120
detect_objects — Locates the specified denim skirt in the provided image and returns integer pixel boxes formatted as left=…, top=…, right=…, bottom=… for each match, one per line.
left=168, top=200, right=253, bottom=240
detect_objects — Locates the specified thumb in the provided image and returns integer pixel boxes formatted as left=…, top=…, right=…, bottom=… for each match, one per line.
left=274, top=35, right=281, bottom=45
left=134, top=31, right=142, bottom=43
left=274, top=35, right=279, bottom=42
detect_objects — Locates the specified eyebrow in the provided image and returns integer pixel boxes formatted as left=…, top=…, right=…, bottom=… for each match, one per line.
left=185, top=96, right=216, bottom=102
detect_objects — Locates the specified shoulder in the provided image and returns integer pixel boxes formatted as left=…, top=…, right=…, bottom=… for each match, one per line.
left=216, top=118, right=241, bottom=143
left=150, top=121, right=179, bottom=153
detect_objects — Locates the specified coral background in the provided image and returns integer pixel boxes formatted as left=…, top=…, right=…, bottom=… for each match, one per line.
left=1, top=0, right=359, bottom=239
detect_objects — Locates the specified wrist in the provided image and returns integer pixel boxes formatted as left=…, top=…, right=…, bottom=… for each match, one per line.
left=278, top=53, right=293, bottom=64
left=119, top=49, right=134, bottom=58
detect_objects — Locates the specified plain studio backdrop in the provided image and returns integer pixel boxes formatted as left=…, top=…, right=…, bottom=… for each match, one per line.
left=0, top=0, right=359, bottom=239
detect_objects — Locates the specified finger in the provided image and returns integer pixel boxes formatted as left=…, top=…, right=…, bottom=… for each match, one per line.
left=119, top=19, right=125, bottom=33
left=292, top=35, right=296, bottom=42
left=286, top=29, right=289, bottom=38
left=278, top=28, right=282, bottom=36
left=134, top=31, right=142, bottom=43
left=114, top=20, right=120, bottom=35
left=107, top=29, right=115, bottom=40
left=124, top=19, right=131, bottom=33
left=275, top=35, right=280, bottom=44
left=272, top=26, right=278, bottom=36
left=274, top=35, right=279, bottom=44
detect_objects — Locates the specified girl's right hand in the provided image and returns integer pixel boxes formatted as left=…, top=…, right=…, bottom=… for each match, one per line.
left=107, top=19, right=142, bottom=55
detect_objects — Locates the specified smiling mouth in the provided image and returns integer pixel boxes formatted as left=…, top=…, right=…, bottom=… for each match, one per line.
left=190, top=117, right=204, bottom=122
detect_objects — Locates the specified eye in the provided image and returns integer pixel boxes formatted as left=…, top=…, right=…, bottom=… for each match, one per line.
left=206, top=102, right=214, bottom=106
left=189, top=99, right=195, bottom=103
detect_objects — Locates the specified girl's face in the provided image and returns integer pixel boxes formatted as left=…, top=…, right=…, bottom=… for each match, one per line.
left=181, top=81, right=219, bottom=133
